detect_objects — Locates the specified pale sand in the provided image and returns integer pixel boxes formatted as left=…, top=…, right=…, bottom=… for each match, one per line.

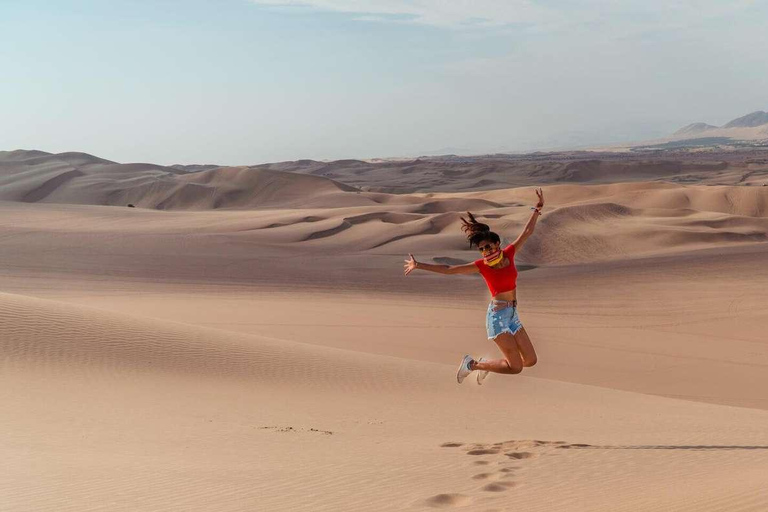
left=1, top=162, right=768, bottom=511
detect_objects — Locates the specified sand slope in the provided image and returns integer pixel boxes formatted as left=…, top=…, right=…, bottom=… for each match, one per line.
left=3, top=149, right=768, bottom=511
left=1, top=198, right=767, bottom=409
left=0, top=150, right=363, bottom=209
left=3, top=291, right=768, bottom=511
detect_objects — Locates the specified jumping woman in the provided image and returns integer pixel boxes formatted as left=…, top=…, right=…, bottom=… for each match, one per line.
left=403, top=188, right=544, bottom=385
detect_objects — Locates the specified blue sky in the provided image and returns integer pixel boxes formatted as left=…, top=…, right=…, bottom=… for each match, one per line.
left=1, top=0, right=766, bottom=165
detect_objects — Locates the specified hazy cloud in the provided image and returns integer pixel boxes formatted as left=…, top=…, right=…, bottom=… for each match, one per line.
left=250, top=0, right=548, bottom=28
left=250, top=0, right=759, bottom=32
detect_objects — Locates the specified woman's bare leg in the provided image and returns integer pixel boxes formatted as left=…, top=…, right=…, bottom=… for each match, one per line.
left=513, top=327, right=538, bottom=367
left=471, top=332, right=524, bottom=374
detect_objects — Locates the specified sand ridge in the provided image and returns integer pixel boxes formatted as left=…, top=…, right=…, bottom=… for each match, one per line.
left=2, top=149, right=768, bottom=510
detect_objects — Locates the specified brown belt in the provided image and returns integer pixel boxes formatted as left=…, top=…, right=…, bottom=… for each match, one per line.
left=490, top=299, right=517, bottom=311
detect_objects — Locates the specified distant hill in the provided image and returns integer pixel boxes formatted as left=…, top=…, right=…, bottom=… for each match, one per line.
left=674, top=110, right=768, bottom=135
left=673, top=123, right=719, bottom=137
left=723, top=111, right=768, bottom=128
left=632, top=110, right=768, bottom=150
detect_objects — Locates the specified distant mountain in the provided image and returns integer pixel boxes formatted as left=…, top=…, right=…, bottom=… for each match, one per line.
left=673, top=122, right=718, bottom=137
left=646, top=110, right=768, bottom=150
left=674, top=110, right=768, bottom=135
left=723, top=111, right=768, bottom=128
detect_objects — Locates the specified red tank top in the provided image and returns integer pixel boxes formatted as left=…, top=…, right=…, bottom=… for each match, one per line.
left=474, top=244, right=518, bottom=296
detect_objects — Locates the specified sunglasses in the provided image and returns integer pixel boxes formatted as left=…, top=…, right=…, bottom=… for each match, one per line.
left=478, top=244, right=496, bottom=252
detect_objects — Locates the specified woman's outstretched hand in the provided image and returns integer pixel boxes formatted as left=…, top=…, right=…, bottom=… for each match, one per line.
left=403, top=253, right=418, bottom=276
left=535, top=187, right=544, bottom=209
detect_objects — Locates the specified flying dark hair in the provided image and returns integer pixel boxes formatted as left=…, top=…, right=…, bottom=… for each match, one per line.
left=460, top=211, right=500, bottom=248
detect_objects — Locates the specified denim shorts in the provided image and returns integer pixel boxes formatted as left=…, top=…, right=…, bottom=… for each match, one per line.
left=486, top=300, right=523, bottom=339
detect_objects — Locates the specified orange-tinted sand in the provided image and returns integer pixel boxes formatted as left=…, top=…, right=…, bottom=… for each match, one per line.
left=2, top=150, right=767, bottom=511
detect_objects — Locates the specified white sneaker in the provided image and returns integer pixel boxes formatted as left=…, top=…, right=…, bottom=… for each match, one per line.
left=456, top=355, right=474, bottom=384
left=476, top=358, right=489, bottom=385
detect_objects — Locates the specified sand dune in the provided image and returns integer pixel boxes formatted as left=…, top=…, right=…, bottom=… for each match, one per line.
left=0, top=179, right=767, bottom=265
left=3, top=290, right=768, bottom=511
left=0, top=291, right=422, bottom=388
left=1, top=199, right=767, bottom=411
left=1, top=148, right=767, bottom=263
left=0, top=153, right=362, bottom=210
left=252, top=182, right=768, bottom=262
left=3, top=148, right=768, bottom=511
left=257, top=154, right=768, bottom=192
left=4, top=150, right=768, bottom=208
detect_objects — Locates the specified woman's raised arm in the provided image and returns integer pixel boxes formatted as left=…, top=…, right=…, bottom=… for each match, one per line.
left=512, top=187, right=544, bottom=250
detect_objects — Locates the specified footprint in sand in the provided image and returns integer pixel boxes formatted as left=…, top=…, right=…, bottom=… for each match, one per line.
left=466, top=448, right=501, bottom=455
left=505, top=451, right=535, bottom=460
left=482, top=481, right=516, bottom=492
left=473, top=470, right=517, bottom=488
left=436, top=439, right=574, bottom=504
left=424, top=493, right=472, bottom=508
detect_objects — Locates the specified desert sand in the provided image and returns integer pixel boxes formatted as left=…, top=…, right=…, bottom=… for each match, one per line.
left=2, top=149, right=768, bottom=511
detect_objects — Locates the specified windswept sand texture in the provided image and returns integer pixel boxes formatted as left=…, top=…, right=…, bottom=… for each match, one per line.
left=2, top=149, right=768, bottom=511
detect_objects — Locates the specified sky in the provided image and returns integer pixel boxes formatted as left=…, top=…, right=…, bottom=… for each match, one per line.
left=1, top=0, right=767, bottom=165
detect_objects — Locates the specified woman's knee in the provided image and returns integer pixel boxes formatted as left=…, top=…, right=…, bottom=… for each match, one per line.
left=504, top=359, right=524, bottom=374
left=523, top=355, right=537, bottom=367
